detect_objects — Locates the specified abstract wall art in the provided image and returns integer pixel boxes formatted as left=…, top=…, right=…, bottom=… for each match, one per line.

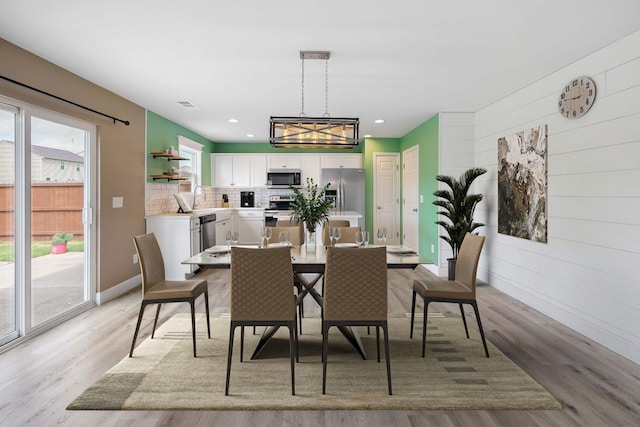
left=497, top=125, right=548, bottom=243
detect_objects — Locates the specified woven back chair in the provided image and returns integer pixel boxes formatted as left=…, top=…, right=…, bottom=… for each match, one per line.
left=275, top=220, right=305, bottom=245
left=130, top=233, right=210, bottom=358
left=322, top=246, right=392, bottom=395
left=321, top=220, right=350, bottom=246
left=226, top=246, right=297, bottom=395
left=410, top=233, right=489, bottom=358
left=267, top=226, right=304, bottom=247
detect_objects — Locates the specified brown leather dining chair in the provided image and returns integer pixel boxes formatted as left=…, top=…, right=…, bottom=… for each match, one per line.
left=130, top=233, right=210, bottom=358
left=275, top=220, right=305, bottom=245
left=410, top=233, right=489, bottom=358
left=267, top=226, right=304, bottom=246
left=322, top=246, right=392, bottom=395
left=226, top=246, right=298, bottom=395
left=321, top=220, right=350, bottom=246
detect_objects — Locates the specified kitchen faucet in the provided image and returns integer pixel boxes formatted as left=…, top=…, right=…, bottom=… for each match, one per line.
left=192, top=185, right=206, bottom=209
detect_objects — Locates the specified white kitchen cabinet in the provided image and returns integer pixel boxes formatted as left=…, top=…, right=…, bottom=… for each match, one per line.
left=215, top=211, right=233, bottom=245
left=320, top=154, right=362, bottom=169
left=234, top=208, right=264, bottom=244
left=300, top=154, right=320, bottom=185
left=267, top=154, right=301, bottom=170
left=145, top=215, right=199, bottom=280
left=251, top=155, right=267, bottom=187
left=212, top=154, right=252, bottom=187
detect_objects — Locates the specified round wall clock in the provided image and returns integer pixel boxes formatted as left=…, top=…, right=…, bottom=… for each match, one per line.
left=558, top=76, right=596, bottom=119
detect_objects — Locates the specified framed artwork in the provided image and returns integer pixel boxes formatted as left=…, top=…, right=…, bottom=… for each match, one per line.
left=497, top=125, right=548, bottom=243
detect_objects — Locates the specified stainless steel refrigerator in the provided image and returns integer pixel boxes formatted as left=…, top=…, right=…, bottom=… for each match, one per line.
left=321, top=168, right=365, bottom=229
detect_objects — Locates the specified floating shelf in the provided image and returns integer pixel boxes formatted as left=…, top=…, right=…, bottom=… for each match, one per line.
left=150, top=174, right=187, bottom=181
left=151, top=152, right=188, bottom=161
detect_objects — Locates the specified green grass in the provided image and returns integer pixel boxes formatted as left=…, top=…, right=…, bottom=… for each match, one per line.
left=0, top=240, right=84, bottom=262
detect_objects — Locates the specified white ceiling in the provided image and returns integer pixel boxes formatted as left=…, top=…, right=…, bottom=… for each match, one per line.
left=2, top=1, right=640, bottom=143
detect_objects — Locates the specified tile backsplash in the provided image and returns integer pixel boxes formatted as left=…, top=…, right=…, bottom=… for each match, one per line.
left=146, top=182, right=277, bottom=215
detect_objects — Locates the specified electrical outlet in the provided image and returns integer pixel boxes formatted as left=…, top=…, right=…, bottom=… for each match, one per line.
left=431, top=244, right=435, bottom=253
left=420, top=194, right=424, bottom=203
left=133, top=253, right=138, bottom=264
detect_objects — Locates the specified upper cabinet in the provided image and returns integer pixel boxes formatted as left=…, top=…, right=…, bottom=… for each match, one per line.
left=320, top=154, right=362, bottom=169
left=300, top=154, right=320, bottom=184
left=267, top=155, right=301, bottom=170
left=251, top=155, right=267, bottom=187
left=212, top=154, right=251, bottom=187
left=211, top=153, right=362, bottom=188
left=212, top=154, right=267, bottom=188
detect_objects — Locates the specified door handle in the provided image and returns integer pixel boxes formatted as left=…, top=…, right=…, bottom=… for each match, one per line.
left=412, top=208, right=418, bottom=212
left=377, top=206, right=382, bottom=209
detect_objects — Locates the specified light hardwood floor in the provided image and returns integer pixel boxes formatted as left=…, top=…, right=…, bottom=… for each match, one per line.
left=1, top=267, right=639, bottom=427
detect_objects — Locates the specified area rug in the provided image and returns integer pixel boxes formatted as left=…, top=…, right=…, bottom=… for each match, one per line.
left=67, top=313, right=561, bottom=411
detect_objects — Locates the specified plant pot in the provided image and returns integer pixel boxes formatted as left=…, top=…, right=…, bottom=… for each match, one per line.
left=52, top=243, right=67, bottom=254
left=447, top=258, right=456, bottom=280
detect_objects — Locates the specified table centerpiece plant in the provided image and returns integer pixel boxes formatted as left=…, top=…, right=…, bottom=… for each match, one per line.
left=290, top=178, right=334, bottom=252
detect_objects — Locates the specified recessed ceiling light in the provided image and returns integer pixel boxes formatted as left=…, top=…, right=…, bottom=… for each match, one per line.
left=178, top=101, right=200, bottom=111
left=228, top=118, right=239, bottom=123
left=246, top=134, right=255, bottom=138
left=374, top=119, right=385, bottom=124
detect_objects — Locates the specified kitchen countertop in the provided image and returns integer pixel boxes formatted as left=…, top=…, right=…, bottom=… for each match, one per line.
left=145, top=207, right=264, bottom=219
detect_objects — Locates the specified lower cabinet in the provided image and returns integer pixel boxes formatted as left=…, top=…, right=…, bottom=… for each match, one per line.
left=145, top=215, right=200, bottom=280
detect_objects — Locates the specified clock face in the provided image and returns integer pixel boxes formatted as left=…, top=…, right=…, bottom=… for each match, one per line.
left=558, top=76, right=596, bottom=119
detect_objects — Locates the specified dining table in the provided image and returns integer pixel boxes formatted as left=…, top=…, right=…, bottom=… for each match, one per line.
left=183, top=243, right=431, bottom=360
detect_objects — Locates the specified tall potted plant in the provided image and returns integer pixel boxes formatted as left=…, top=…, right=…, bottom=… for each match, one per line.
left=290, top=178, right=334, bottom=252
left=433, top=167, right=487, bottom=279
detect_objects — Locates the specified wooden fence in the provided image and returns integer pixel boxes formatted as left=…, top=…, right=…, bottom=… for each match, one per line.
left=0, top=183, right=84, bottom=241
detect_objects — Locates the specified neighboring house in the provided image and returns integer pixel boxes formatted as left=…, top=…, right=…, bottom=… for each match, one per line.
left=0, top=140, right=84, bottom=183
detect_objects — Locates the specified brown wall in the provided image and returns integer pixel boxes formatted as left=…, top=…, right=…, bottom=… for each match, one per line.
left=0, top=38, right=146, bottom=293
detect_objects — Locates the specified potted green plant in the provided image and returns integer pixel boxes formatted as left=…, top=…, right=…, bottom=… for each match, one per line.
left=433, top=167, right=487, bottom=280
left=290, top=178, right=334, bottom=252
left=51, top=232, right=74, bottom=254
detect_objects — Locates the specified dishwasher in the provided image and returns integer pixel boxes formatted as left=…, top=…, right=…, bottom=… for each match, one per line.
left=235, top=209, right=264, bottom=244
left=200, top=213, right=217, bottom=250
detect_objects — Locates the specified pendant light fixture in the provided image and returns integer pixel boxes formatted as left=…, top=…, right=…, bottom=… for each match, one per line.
left=270, top=51, right=359, bottom=149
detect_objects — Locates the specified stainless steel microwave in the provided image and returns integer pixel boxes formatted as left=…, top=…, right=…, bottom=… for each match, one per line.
left=266, top=169, right=301, bottom=188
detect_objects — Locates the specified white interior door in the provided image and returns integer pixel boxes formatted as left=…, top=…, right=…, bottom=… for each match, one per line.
left=373, top=153, right=400, bottom=245
left=402, top=146, right=419, bottom=251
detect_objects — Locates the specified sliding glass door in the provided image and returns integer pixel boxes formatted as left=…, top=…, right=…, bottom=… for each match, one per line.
left=0, top=97, right=95, bottom=348
left=0, top=104, right=17, bottom=345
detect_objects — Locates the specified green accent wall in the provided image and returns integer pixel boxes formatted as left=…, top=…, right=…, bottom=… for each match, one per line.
left=146, top=111, right=215, bottom=184
left=400, top=114, right=439, bottom=262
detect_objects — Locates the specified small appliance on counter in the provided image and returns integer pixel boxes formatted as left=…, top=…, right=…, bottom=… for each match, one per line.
left=240, top=191, right=255, bottom=207
left=221, top=194, right=229, bottom=208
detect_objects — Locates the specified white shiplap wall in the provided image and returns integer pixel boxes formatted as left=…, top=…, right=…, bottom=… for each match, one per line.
left=474, top=29, right=640, bottom=364
left=432, top=112, right=476, bottom=277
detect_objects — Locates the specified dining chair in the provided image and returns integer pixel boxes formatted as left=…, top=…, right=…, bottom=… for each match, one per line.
left=272, top=222, right=306, bottom=333
left=322, top=246, right=392, bottom=395
left=267, top=226, right=304, bottom=246
left=321, top=220, right=350, bottom=246
left=334, top=226, right=361, bottom=244
left=410, top=233, right=489, bottom=358
left=130, top=233, right=210, bottom=358
left=275, top=220, right=305, bottom=245
left=226, top=246, right=298, bottom=395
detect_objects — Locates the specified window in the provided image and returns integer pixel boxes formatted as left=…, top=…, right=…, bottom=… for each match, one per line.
left=60, top=161, right=65, bottom=170
left=177, top=135, right=202, bottom=192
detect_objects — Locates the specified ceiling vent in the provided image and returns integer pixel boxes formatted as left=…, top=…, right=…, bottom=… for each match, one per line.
left=178, top=101, right=200, bottom=111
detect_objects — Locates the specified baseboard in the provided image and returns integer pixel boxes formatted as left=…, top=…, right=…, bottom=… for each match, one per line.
left=96, top=274, right=141, bottom=305
left=423, top=263, right=448, bottom=277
